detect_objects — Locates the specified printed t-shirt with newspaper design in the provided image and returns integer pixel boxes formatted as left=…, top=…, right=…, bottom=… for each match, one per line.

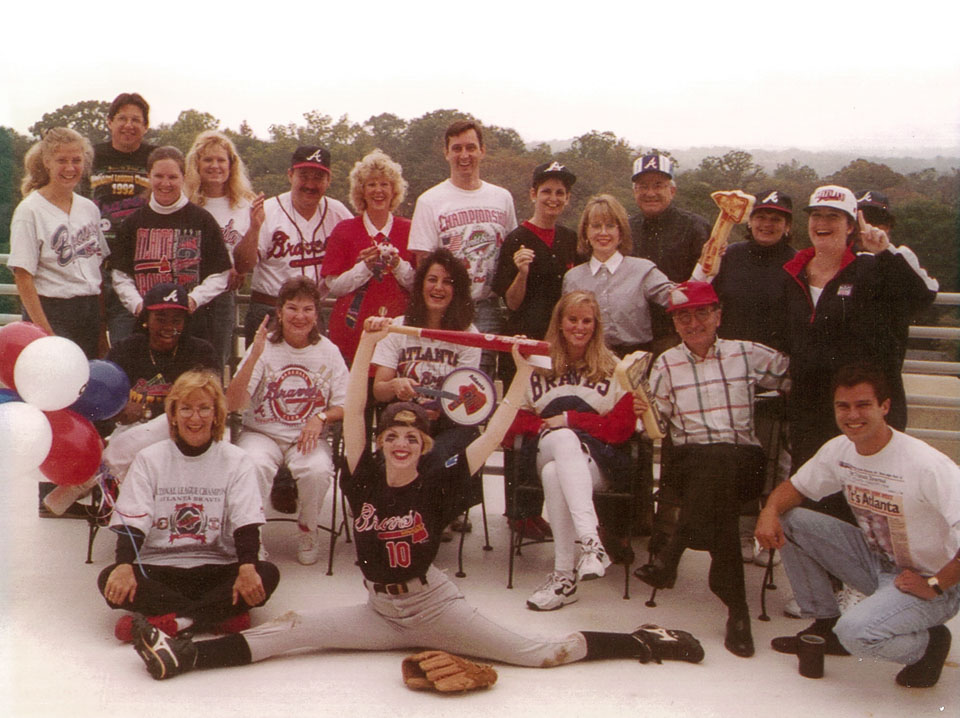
left=649, top=338, right=789, bottom=446
left=407, top=179, right=517, bottom=302
left=238, top=338, right=348, bottom=444
left=791, top=429, right=960, bottom=575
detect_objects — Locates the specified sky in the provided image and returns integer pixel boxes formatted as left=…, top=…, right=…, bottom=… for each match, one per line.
left=2, top=1, right=959, bottom=156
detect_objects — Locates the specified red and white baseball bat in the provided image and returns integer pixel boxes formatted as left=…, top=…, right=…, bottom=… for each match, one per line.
left=386, top=326, right=550, bottom=356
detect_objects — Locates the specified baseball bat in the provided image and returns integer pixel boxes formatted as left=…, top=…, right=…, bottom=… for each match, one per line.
left=385, top=325, right=550, bottom=356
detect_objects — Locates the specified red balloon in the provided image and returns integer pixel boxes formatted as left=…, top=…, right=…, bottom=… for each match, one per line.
left=39, top=409, right=103, bottom=486
left=0, top=321, right=50, bottom=390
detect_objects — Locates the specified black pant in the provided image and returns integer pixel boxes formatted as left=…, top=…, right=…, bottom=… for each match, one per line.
left=653, top=443, right=765, bottom=611
left=98, top=560, right=280, bottom=627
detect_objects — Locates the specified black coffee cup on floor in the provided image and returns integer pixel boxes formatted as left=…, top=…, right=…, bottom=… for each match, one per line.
left=798, top=634, right=826, bottom=678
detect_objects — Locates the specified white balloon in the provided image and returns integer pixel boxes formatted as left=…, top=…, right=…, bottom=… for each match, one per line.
left=0, top=402, right=53, bottom=477
left=13, top=336, right=90, bottom=411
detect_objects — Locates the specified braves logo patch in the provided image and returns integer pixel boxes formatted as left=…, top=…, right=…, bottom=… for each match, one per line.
left=169, top=503, right=207, bottom=543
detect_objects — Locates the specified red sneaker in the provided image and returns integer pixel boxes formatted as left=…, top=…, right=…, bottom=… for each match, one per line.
left=115, top=613, right=178, bottom=643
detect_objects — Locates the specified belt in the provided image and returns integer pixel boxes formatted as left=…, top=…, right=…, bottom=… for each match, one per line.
left=249, top=290, right=278, bottom=307
left=368, top=575, right=428, bottom=596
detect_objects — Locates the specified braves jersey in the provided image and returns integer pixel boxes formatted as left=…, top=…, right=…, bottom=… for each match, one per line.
left=8, top=191, right=108, bottom=297
left=250, top=192, right=352, bottom=297
left=342, top=447, right=473, bottom=583
left=371, top=317, right=481, bottom=407
left=201, top=196, right=252, bottom=267
left=408, top=180, right=517, bottom=302
left=238, top=338, right=349, bottom=444
left=110, top=439, right=264, bottom=567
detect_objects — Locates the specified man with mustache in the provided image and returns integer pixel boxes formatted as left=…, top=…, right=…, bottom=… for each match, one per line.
left=234, top=146, right=352, bottom=343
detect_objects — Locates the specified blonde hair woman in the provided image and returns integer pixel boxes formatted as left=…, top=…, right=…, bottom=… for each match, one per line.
left=504, top=290, right=637, bottom=611
left=8, top=127, right=108, bottom=357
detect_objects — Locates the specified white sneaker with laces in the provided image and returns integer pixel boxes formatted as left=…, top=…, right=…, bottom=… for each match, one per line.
left=576, top=537, right=611, bottom=581
left=297, top=528, right=321, bottom=565
left=526, top=572, right=578, bottom=611
left=753, top=541, right=782, bottom=567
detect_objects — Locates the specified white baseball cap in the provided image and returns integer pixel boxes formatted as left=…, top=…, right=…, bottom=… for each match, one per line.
left=805, top=185, right=857, bottom=221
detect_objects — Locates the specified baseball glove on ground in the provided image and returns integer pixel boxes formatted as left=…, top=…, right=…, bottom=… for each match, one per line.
left=401, top=650, right=498, bottom=692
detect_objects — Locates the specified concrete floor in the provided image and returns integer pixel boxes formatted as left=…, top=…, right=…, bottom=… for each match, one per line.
left=1, top=460, right=957, bottom=718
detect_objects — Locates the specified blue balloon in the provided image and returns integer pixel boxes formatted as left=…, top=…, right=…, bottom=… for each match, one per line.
left=69, top=360, right=131, bottom=422
left=0, top=388, right=22, bottom=405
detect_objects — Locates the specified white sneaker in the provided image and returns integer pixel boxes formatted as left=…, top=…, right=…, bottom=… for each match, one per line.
left=753, top=542, right=782, bottom=567
left=783, top=597, right=802, bottom=618
left=575, top=537, right=611, bottom=581
left=297, top=529, right=321, bottom=565
left=740, top=535, right=756, bottom=563
left=526, top=572, right=578, bottom=611
left=836, top=585, right=867, bottom=613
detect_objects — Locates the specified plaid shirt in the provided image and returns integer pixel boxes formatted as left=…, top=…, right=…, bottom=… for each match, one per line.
left=650, top=338, right=789, bottom=446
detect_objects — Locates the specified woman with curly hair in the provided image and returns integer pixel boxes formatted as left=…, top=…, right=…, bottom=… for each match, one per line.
left=8, top=127, right=108, bottom=358
left=371, top=248, right=481, bottom=472
left=504, top=290, right=636, bottom=611
left=185, top=131, right=265, bottom=365
left=321, top=149, right=415, bottom=365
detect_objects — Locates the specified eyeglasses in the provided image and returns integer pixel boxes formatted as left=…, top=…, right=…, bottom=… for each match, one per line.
left=177, top=405, right=215, bottom=418
left=672, top=307, right=716, bottom=324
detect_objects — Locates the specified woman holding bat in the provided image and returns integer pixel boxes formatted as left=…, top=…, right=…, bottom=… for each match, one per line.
left=127, top=315, right=704, bottom=681
left=372, top=248, right=482, bottom=475
left=505, top=291, right=637, bottom=611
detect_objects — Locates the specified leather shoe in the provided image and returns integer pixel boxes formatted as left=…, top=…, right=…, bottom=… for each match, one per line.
left=771, top=622, right=850, bottom=656
left=633, top=559, right=677, bottom=589
left=270, top=467, right=298, bottom=514
left=725, top=612, right=754, bottom=658
left=896, top=625, right=951, bottom=688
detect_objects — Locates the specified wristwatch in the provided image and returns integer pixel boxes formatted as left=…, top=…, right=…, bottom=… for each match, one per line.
left=316, top=411, right=328, bottom=424
left=927, top=576, right=944, bottom=595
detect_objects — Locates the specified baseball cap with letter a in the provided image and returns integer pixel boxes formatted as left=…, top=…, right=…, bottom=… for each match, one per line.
left=631, top=152, right=675, bottom=181
left=291, top=145, right=331, bottom=173
left=143, top=282, right=190, bottom=312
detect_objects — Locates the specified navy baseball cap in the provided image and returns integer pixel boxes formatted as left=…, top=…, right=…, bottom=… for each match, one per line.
left=752, top=189, right=793, bottom=216
left=532, top=161, right=576, bottom=189
left=631, top=152, right=675, bottom=181
left=856, top=190, right=895, bottom=228
left=291, top=145, right=331, bottom=173
left=143, top=283, right=189, bottom=312
left=379, top=401, right=430, bottom=436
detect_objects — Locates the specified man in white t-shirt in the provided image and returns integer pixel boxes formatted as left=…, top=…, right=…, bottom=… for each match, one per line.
left=757, top=363, right=960, bottom=688
left=408, top=120, right=517, bottom=376
left=234, top=145, right=352, bottom=343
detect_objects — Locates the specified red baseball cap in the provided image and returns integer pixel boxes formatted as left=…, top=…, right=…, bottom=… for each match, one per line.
left=667, top=281, right=719, bottom=313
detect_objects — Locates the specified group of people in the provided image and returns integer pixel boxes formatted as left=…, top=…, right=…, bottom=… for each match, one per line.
left=7, top=92, right=957, bottom=690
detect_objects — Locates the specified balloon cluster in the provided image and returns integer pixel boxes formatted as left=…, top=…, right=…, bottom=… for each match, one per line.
left=0, top=322, right=129, bottom=485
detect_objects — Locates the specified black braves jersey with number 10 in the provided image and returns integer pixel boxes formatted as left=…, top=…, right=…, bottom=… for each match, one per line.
left=341, top=447, right=472, bottom=584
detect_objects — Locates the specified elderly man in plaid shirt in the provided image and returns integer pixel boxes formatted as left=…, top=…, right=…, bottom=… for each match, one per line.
left=633, top=281, right=789, bottom=659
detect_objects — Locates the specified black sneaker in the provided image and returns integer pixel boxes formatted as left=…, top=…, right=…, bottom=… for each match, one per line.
left=771, top=622, right=850, bottom=656
left=132, top=614, right=197, bottom=680
left=896, top=625, right=951, bottom=688
left=632, top=624, right=705, bottom=664
left=270, top=467, right=298, bottom=514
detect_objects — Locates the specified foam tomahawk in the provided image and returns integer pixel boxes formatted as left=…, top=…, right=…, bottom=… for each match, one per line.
left=699, top=190, right=756, bottom=277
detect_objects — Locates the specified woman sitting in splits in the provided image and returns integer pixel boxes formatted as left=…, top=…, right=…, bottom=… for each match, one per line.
left=127, top=316, right=704, bottom=679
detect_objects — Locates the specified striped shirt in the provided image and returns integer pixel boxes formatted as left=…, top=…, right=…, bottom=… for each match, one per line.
left=650, top=338, right=789, bottom=446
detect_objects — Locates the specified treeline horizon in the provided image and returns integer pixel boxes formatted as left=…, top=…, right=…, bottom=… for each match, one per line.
left=1, top=102, right=958, bottom=293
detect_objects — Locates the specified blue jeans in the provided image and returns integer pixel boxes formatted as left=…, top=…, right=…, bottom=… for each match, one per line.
left=780, top=508, right=960, bottom=665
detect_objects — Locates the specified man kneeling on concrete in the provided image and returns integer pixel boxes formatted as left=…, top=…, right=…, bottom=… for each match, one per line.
left=756, top=363, right=960, bottom=687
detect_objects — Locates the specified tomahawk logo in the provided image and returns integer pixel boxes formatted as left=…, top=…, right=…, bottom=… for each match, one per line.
left=545, top=161, right=565, bottom=173
left=861, top=192, right=873, bottom=203
left=761, top=191, right=779, bottom=205
left=669, top=287, right=688, bottom=306
left=304, top=150, right=326, bottom=164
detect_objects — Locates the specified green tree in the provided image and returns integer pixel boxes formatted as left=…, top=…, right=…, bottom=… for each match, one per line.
left=558, top=130, right=637, bottom=221
left=150, top=109, right=221, bottom=153
left=28, top=100, right=111, bottom=144
left=827, top=159, right=905, bottom=194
